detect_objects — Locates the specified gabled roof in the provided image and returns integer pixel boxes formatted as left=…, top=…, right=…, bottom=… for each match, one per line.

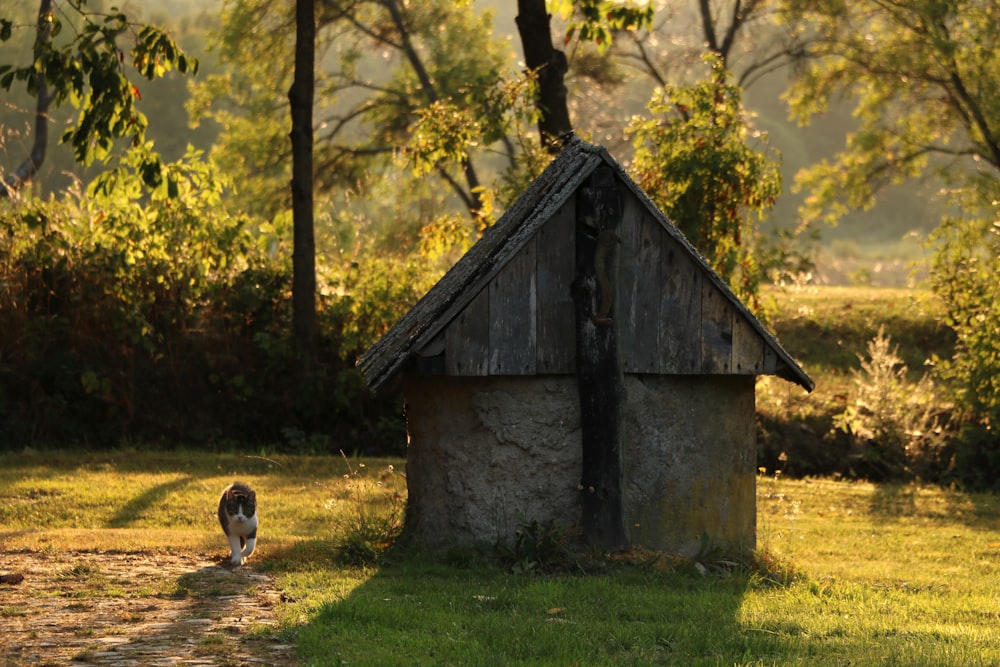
left=358, top=134, right=814, bottom=394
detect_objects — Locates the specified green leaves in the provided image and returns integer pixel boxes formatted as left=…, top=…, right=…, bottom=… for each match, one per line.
left=779, top=0, right=1000, bottom=437
left=1, top=1, right=199, bottom=179
left=134, top=25, right=198, bottom=79
left=628, top=54, right=780, bottom=307
left=552, top=0, right=654, bottom=53
left=782, top=0, right=1000, bottom=227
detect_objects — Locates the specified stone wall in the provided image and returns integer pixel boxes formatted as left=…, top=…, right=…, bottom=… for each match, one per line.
left=623, top=374, right=756, bottom=556
left=402, top=373, right=756, bottom=556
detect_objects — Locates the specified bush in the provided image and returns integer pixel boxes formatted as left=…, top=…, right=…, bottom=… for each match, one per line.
left=833, top=327, right=946, bottom=481
left=929, top=209, right=1000, bottom=488
left=0, top=151, right=412, bottom=453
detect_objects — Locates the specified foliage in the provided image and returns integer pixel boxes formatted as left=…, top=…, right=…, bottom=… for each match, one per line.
left=781, top=0, right=1000, bottom=228
left=927, top=198, right=1000, bottom=487
left=0, top=0, right=198, bottom=188
left=189, top=0, right=522, bottom=221
left=628, top=54, right=781, bottom=308
left=550, top=0, right=654, bottom=53
left=833, top=327, right=944, bottom=480
left=0, top=146, right=408, bottom=451
left=494, top=514, right=575, bottom=574
left=779, top=0, right=1000, bottom=476
left=755, top=286, right=956, bottom=482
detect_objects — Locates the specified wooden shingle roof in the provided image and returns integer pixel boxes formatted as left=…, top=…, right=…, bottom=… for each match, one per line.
left=358, top=135, right=814, bottom=394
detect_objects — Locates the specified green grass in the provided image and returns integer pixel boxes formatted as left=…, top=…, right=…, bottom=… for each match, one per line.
left=0, top=449, right=383, bottom=552
left=4, top=448, right=999, bottom=666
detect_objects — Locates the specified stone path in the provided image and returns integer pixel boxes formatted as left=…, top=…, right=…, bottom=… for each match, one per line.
left=0, top=549, right=295, bottom=667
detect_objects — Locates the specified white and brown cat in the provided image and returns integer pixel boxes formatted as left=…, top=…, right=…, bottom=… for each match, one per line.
left=218, top=482, right=258, bottom=566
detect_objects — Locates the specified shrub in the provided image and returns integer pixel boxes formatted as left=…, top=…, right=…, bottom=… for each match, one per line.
left=928, top=209, right=1000, bottom=487
left=0, top=150, right=411, bottom=452
left=628, top=53, right=781, bottom=310
left=834, top=327, right=945, bottom=480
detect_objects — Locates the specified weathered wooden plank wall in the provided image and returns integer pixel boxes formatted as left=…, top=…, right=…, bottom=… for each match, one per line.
left=431, top=182, right=774, bottom=379
left=536, top=200, right=577, bottom=374
left=701, top=281, right=734, bottom=373
left=620, top=196, right=661, bottom=374
left=488, top=234, right=537, bottom=375
left=733, top=316, right=764, bottom=374
left=659, top=228, right=703, bottom=374
left=445, top=287, right=489, bottom=376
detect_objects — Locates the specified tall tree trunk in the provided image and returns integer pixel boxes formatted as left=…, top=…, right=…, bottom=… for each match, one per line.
left=515, top=0, right=573, bottom=154
left=289, top=0, right=317, bottom=381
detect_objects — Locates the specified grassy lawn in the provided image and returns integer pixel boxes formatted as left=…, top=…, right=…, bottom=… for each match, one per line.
left=2, top=449, right=999, bottom=666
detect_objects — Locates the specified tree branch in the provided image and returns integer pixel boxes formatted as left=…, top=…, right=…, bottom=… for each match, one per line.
left=2, top=0, right=54, bottom=199
left=698, top=0, right=719, bottom=55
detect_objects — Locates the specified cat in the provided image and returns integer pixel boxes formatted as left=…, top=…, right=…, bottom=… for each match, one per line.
left=218, top=482, right=258, bottom=566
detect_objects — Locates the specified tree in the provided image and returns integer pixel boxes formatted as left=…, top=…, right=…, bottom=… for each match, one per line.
left=289, top=0, right=318, bottom=381
left=780, top=0, right=1000, bottom=476
left=570, top=1, right=788, bottom=306
left=780, top=0, right=1000, bottom=227
left=190, top=0, right=518, bottom=223
left=0, top=0, right=198, bottom=198
left=629, top=53, right=781, bottom=307
left=514, top=0, right=654, bottom=154
left=515, top=0, right=572, bottom=154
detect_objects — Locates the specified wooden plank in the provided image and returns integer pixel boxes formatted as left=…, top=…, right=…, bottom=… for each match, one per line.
left=762, top=343, right=779, bottom=374
left=732, top=315, right=765, bottom=374
left=445, top=287, right=490, bottom=376
left=536, top=200, right=577, bottom=374
left=700, top=281, right=733, bottom=373
left=658, top=231, right=702, bottom=373
left=488, top=235, right=537, bottom=374
left=574, top=165, right=627, bottom=550
left=619, top=197, right=660, bottom=373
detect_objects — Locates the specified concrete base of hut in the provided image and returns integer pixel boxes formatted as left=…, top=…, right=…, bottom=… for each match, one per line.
left=402, top=374, right=756, bottom=557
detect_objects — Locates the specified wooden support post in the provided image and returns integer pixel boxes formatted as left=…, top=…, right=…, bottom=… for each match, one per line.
left=574, top=165, right=627, bottom=550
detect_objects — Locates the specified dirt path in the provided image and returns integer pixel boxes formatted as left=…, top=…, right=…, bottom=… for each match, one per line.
left=0, top=549, right=295, bottom=667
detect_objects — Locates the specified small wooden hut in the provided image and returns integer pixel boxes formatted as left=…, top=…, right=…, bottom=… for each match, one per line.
left=359, top=135, right=813, bottom=556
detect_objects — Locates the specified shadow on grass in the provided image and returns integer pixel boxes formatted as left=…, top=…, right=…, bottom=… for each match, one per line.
left=274, top=546, right=794, bottom=667
left=868, top=481, right=1000, bottom=531
left=291, top=549, right=1000, bottom=665
left=107, top=476, right=196, bottom=528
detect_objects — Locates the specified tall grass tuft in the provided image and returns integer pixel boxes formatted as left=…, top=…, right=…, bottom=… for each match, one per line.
left=333, top=452, right=405, bottom=567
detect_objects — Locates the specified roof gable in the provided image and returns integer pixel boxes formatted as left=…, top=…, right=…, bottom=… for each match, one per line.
left=358, top=135, right=814, bottom=393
